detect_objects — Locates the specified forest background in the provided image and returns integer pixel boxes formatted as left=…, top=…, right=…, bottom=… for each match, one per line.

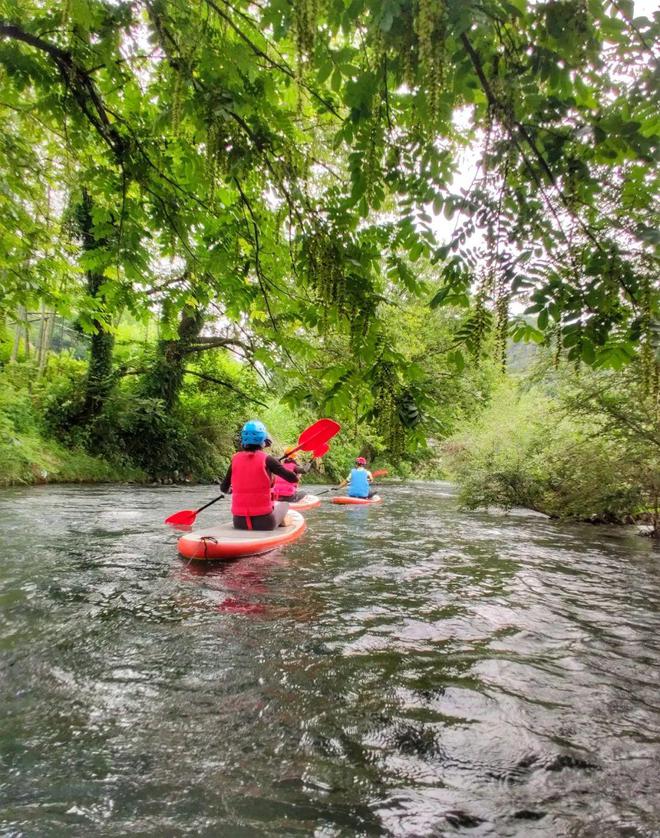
left=0, top=0, right=657, bottom=532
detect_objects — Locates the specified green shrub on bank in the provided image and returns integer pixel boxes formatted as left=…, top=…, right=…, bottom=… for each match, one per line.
left=445, top=375, right=658, bottom=529
left=0, top=370, right=144, bottom=485
left=0, top=431, right=144, bottom=485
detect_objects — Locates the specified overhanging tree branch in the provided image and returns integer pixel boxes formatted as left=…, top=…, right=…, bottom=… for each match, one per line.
left=0, top=22, right=127, bottom=159
left=184, top=368, right=268, bottom=406
left=460, top=31, right=640, bottom=305
left=182, top=336, right=253, bottom=354
left=202, top=0, right=342, bottom=119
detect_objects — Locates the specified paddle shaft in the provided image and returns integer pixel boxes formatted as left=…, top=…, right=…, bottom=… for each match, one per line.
left=194, top=494, right=224, bottom=515
left=283, top=429, right=335, bottom=459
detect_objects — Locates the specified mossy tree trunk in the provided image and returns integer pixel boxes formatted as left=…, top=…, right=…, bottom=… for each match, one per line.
left=77, top=190, right=116, bottom=425
left=138, top=305, right=205, bottom=411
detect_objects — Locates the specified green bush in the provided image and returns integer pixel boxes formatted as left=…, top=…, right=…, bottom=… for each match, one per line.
left=0, top=373, right=37, bottom=435
left=445, top=376, right=658, bottom=527
left=110, top=392, right=225, bottom=480
left=0, top=363, right=144, bottom=486
left=39, top=355, right=89, bottom=443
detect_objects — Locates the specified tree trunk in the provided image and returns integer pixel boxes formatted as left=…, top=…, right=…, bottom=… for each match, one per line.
left=77, top=190, right=116, bottom=424
left=139, top=305, right=204, bottom=411
left=37, top=302, right=46, bottom=358
left=38, top=310, right=55, bottom=374
left=23, top=308, right=30, bottom=359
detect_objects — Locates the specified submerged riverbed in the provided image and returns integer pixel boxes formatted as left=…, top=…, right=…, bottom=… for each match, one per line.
left=0, top=482, right=658, bottom=836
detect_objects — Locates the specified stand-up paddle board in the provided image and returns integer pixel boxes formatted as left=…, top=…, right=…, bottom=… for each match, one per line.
left=178, top=511, right=306, bottom=560
left=289, top=494, right=321, bottom=510
left=330, top=495, right=382, bottom=505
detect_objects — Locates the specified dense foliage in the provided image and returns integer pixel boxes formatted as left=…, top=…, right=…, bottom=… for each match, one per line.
left=446, top=364, right=659, bottom=533
left=0, top=1, right=657, bottom=529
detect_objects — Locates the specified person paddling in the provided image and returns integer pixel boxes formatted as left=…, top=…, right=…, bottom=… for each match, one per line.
left=343, top=457, right=375, bottom=499
left=219, top=421, right=298, bottom=531
left=272, top=447, right=314, bottom=503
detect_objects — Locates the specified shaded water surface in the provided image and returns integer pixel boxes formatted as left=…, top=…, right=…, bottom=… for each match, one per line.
left=0, top=483, right=658, bottom=836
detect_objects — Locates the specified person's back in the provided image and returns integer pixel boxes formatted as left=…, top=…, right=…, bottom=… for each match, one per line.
left=272, top=448, right=314, bottom=502
left=347, top=462, right=372, bottom=498
left=220, top=420, right=298, bottom=530
left=231, top=449, right=273, bottom=518
left=272, top=459, right=298, bottom=499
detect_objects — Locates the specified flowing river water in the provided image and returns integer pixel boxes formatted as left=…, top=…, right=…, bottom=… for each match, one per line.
left=0, top=482, right=658, bottom=837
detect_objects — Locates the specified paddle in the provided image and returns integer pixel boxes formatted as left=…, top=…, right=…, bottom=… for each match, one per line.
left=165, top=418, right=341, bottom=526
left=165, top=494, right=226, bottom=527
left=311, top=442, right=329, bottom=458
left=317, top=469, right=388, bottom=497
left=279, top=441, right=330, bottom=462
left=281, top=419, right=340, bottom=459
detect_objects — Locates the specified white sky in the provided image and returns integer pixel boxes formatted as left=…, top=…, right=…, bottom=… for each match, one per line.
left=635, top=0, right=657, bottom=14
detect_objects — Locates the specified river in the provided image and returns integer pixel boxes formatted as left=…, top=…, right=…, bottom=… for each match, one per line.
left=0, top=482, right=658, bottom=836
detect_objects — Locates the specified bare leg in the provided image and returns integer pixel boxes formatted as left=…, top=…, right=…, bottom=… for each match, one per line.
left=273, top=501, right=290, bottom=526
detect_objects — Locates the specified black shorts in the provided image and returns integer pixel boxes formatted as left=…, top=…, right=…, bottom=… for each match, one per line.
left=273, top=491, right=305, bottom=503
left=233, top=513, right=277, bottom=531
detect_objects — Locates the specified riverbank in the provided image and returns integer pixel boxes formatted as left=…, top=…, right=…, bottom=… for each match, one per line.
left=0, top=429, right=338, bottom=488
left=442, top=379, right=659, bottom=539
left=3, top=440, right=655, bottom=540
left=0, top=430, right=146, bottom=487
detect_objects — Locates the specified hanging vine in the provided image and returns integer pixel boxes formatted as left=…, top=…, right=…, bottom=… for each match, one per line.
left=300, top=225, right=377, bottom=345
left=205, top=121, right=218, bottom=198
left=170, top=63, right=184, bottom=135
left=493, top=150, right=513, bottom=372
left=640, top=274, right=657, bottom=398
left=364, top=115, right=384, bottom=203
left=61, top=0, right=72, bottom=30
left=372, top=359, right=405, bottom=458
left=494, top=284, right=509, bottom=372
left=302, top=227, right=347, bottom=317
left=294, top=0, right=319, bottom=65
left=401, top=6, right=416, bottom=88
left=204, top=118, right=233, bottom=199
left=414, top=0, right=448, bottom=121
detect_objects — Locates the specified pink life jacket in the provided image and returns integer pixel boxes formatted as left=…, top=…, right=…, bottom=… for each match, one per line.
left=230, top=451, right=273, bottom=517
left=272, top=460, right=298, bottom=499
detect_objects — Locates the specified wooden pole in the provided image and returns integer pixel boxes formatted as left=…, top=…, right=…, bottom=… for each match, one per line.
left=10, top=309, right=21, bottom=362
left=37, top=301, right=46, bottom=369
left=23, top=308, right=30, bottom=360
left=39, top=310, right=54, bottom=374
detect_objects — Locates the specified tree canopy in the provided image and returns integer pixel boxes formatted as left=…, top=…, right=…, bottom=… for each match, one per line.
left=1, top=0, right=658, bottom=448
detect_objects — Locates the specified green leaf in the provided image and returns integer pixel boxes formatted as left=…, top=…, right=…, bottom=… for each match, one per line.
left=317, top=60, right=333, bottom=84
left=581, top=339, right=596, bottom=365
left=430, top=286, right=450, bottom=309
left=448, top=350, right=465, bottom=372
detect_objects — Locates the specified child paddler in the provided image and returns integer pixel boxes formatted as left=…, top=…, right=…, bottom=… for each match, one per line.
left=344, top=457, right=375, bottom=499
left=220, top=421, right=298, bottom=531
left=272, top=447, right=314, bottom=503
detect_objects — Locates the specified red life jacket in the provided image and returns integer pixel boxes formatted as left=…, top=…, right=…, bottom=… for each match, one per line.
left=231, top=451, right=273, bottom=517
left=273, top=460, right=298, bottom=498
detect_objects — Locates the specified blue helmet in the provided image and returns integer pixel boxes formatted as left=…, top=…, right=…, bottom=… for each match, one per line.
left=241, top=420, right=269, bottom=447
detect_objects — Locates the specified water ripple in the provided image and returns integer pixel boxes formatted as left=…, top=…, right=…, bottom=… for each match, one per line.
left=0, top=482, right=658, bottom=835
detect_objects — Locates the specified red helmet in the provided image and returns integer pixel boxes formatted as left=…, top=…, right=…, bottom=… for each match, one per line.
left=355, top=456, right=367, bottom=465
